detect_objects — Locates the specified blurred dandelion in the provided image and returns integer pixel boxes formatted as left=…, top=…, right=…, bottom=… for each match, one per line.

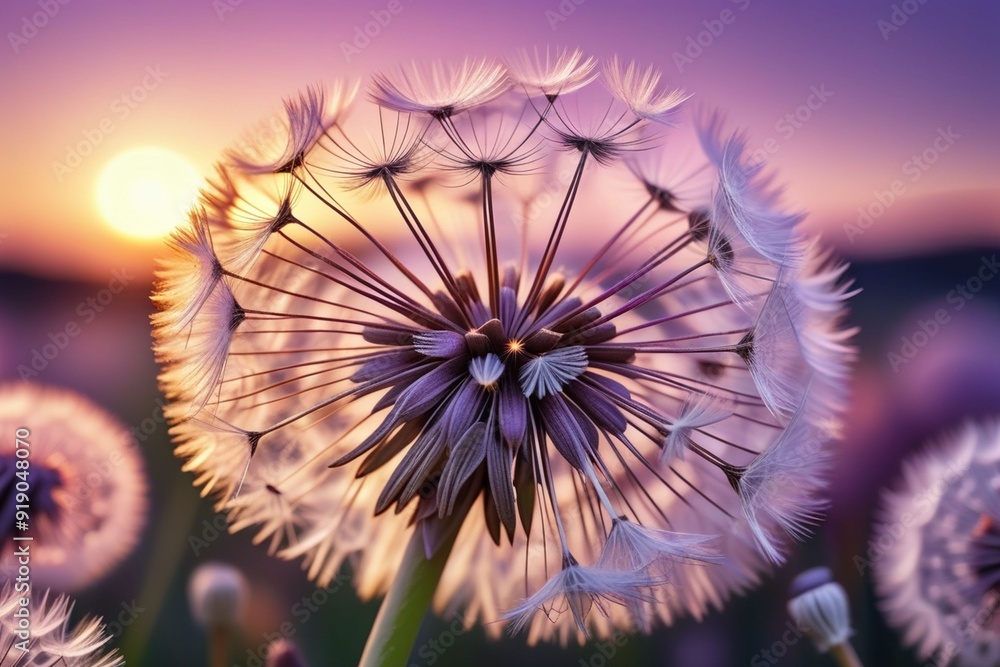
left=265, top=639, right=309, bottom=667
left=0, top=584, right=123, bottom=666
left=874, top=420, right=1000, bottom=663
left=0, top=383, right=147, bottom=592
left=188, top=561, right=247, bottom=667
left=953, top=632, right=1000, bottom=667
left=152, top=48, right=855, bottom=649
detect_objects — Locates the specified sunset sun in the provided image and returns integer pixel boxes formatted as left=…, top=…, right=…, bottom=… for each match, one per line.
left=97, top=147, right=201, bottom=239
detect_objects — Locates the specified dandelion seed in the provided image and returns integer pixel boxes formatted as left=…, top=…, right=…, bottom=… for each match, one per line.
left=501, top=555, right=654, bottom=635
left=507, top=47, right=598, bottom=100
left=603, top=56, right=690, bottom=125
left=370, top=58, right=510, bottom=118
left=661, top=392, right=733, bottom=462
left=228, top=81, right=359, bottom=175
left=0, top=585, right=123, bottom=666
left=153, top=52, right=854, bottom=643
left=733, top=397, right=828, bottom=564
left=873, top=420, right=1000, bottom=661
left=0, top=384, right=147, bottom=593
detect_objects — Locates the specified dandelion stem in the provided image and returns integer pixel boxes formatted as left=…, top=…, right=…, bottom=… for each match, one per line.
left=209, top=625, right=229, bottom=667
left=358, top=528, right=458, bottom=667
left=829, top=642, right=863, bottom=667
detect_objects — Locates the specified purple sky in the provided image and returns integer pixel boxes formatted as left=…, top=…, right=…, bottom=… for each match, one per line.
left=1, top=0, right=997, bottom=279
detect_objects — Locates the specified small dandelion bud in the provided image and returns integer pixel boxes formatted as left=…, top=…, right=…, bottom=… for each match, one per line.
left=788, top=567, right=862, bottom=667
left=188, top=561, right=247, bottom=629
left=188, top=561, right=248, bottom=667
left=266, top=639, right=310, bottom=667
left=788, top=567, right=851, bottom=651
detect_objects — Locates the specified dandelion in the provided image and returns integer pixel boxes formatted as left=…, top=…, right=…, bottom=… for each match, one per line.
left=188, top=561, right=247, bottom=630
left=0, top=383, right=147, bottom=592
left=188, top=562, right=247, bottom=667
left=0, top=584, right=123, bottom=666
left=507, top=47, right=598, bottom=100
left=787, top=567, right=862, bottom=667
left=873, top=420, right=1000, bottom=663
left=265, top=639, right=309, bottom=667
left=152, top=52, right=854, bottom=652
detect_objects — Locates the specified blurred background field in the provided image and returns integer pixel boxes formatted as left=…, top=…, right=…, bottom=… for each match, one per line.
left=0, top=0, right=997, bottom=665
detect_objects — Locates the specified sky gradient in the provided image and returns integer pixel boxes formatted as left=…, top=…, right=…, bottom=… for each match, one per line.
left=0, top=0, right=997, bottom=280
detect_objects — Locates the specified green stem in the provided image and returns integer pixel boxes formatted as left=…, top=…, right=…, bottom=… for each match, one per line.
left=830, top=642, right=863, bottom=667
left=358, top=529, right=456, bottom=667
left=122, top=482, right=201, bottom=664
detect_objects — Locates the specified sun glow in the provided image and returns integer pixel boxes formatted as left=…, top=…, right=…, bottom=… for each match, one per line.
left=97, top=147, right=201, bottom=239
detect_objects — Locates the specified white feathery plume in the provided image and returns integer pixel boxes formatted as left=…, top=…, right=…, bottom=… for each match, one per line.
left=662, top=393, right=734, bottom=462
left=370, top=58, right=510, bottom=117
left=507, top=47, right=598, bottom=98
left=604, top=57, right=690, bottom=125
left=229, top=81, right=358, bottom=174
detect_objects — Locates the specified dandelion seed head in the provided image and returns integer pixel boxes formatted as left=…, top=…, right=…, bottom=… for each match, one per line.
left=874, top=420, right=1000, bottom=660
left=153, top=51, right=854, bottom=643
left=0, top=384, right=147, bottom=593
left=188, top=561, right=248, bottom=630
